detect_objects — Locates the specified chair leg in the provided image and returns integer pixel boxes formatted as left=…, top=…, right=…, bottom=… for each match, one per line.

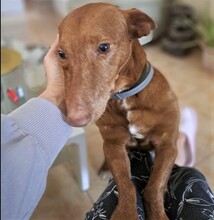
left=68, top=134, right=90, bottom=191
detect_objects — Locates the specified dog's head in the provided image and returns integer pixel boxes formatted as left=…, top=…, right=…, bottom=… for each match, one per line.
left=57, top=3, right=156, bottom=126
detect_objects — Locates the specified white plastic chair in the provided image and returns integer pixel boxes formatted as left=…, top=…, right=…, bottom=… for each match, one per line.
left=52, top=127, right=90, bottom=191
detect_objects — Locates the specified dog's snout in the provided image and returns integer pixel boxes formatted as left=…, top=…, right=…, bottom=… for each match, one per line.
left=66, top=105, right=92, bottom=127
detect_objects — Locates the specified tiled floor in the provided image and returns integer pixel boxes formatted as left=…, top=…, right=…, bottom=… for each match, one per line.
left=2, top=1, right=214, bottom=219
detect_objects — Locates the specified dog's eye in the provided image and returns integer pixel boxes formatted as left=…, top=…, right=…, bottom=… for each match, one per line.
left=58, top=50, right=66, bottom=59
left=98, top=43, right=110, bottom=53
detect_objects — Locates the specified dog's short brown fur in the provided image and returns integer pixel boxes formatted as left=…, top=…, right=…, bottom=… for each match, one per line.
left=57, top=3, right=179, bottom=220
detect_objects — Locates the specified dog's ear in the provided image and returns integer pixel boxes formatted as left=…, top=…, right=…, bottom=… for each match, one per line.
left=122, top=8, right=157, bottom=39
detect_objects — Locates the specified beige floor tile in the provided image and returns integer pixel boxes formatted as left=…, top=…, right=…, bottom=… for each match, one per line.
left=31, top=163, right=92, bottom=220
left=178, top=90, right=214, bottom=163
left=84, top=123, right=110, bottom=202
left=195, top=154, right=214, bottom=192
left=145, top=45, right=214, bottom=99
left=178, top=84, right=213, bottom=116
left=211, top=99, right=214, bottom=149
left=179, top=95, right=213, bottom=137
left=87, top=168, right=109, bottom=203
left=85, top=123, right=105, bottom=172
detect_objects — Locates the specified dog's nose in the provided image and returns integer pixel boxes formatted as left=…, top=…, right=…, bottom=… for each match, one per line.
left=66, top=108, right=92, bottom=127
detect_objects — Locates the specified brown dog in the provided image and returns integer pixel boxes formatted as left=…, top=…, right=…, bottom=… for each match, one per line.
left=57, top=3, right=179, bottom=220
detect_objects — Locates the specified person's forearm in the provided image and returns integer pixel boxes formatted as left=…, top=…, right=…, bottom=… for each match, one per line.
left=8, top=97, right=72, bottom=164
left=1, top=98, right=72, bottom=219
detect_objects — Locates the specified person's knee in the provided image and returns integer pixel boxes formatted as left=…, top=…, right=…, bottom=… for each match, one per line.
left=181, top=167, right=206, bottom=181
left=169, top=166, right=208, bottom=191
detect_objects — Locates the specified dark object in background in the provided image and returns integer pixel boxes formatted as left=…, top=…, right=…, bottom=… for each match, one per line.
left=161, top=4, right=198, bottom=56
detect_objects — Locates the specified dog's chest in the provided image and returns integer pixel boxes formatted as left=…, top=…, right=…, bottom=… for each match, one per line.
left=122, top=100, right=145, bottom=139
left=129, top=125, right=145, bottom=139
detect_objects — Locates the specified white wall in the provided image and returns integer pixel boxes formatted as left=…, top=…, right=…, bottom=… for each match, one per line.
left=1, top=0, right=25, bottom=14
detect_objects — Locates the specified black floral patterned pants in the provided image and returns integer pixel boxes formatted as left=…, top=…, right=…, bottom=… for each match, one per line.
left=86, top=149, right=214, bottom=220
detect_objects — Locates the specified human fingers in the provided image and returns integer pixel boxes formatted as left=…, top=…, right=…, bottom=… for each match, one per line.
left=44, top=35, right=59, bottom=65
left=47, top=35, right=59, bottom=57
left=44, top=35, right=61, bottom=82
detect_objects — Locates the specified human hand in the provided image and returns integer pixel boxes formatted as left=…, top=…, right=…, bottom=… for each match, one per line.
left=40, top=35, right=66, bottom=114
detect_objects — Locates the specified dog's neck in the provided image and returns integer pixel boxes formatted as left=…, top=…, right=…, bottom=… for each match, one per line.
left=112, top=39, right=153, bottom=99
left=112, top=62, right=154, bottom=100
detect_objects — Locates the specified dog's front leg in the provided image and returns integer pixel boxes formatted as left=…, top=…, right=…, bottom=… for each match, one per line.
left=103, top=141, right=139, bottom=220
left=143, top=141, right=177, bottom=220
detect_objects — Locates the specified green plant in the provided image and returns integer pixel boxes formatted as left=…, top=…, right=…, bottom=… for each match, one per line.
left=197, top=16, right=214, bottom=47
